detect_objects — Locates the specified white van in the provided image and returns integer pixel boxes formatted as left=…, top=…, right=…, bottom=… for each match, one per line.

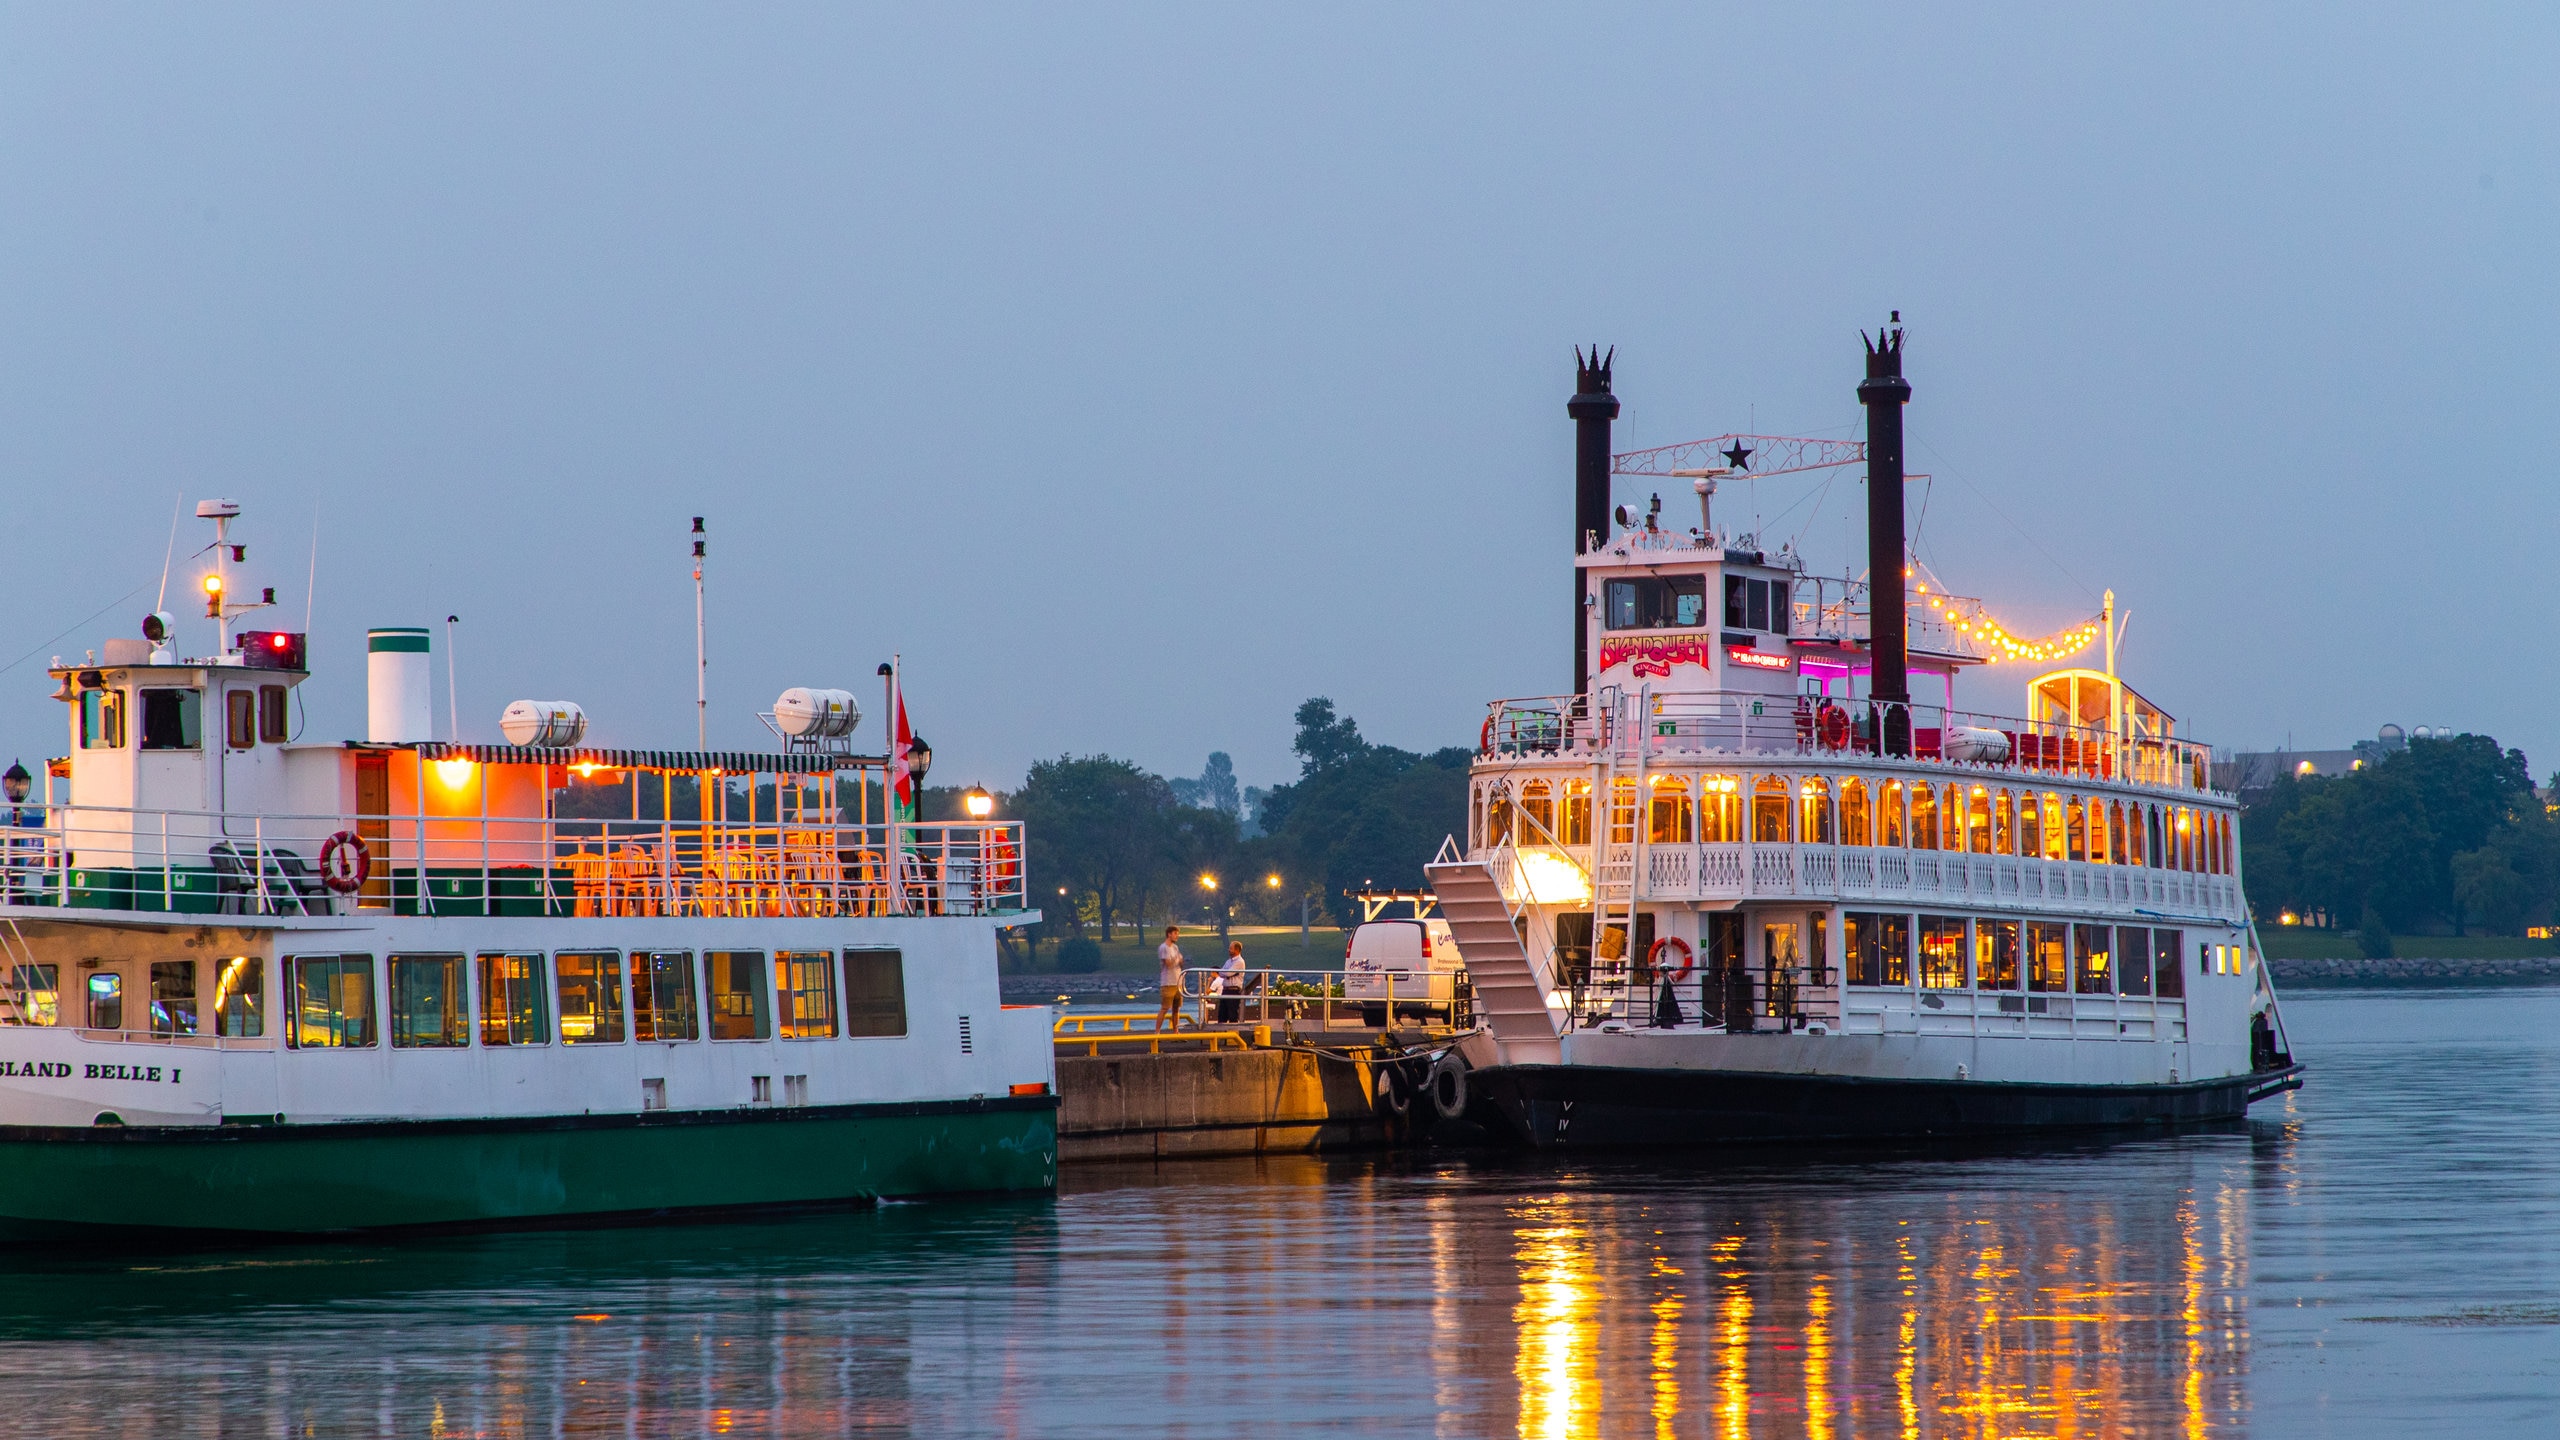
left=1344, top=917, right=1466, bottom=1026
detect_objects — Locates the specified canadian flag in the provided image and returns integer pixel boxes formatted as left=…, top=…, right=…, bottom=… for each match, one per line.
left=887, top=667, right=917, bottom=821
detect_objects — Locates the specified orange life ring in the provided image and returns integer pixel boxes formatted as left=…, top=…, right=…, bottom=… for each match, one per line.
left=1480, top=715, right=1496, bottom=756
left=988, top=834, right=1021, bottom=890
left=1649, top=935, right=1695, bottom=983
left=319, top=831, right=371, bottom=894
left=1818, top=704, right=1851, bottom=750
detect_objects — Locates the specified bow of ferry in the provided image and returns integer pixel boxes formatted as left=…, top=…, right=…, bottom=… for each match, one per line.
left=1432, top=331, right=2303, bottom=1147
left=0, top=523, right=1054, bottom=1234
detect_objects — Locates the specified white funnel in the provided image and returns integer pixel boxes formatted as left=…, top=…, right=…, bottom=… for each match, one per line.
left=367, top=628, right=432, bottom=743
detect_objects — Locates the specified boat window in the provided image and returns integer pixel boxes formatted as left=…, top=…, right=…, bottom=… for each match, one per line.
left=1486, top=785, right=1515, bottom=847
left=138, top=687, right=202, bottom=751
left=259, top=685, right=289, bottom=744
left=2043, top=794, right=2067, bottom=861
left=2153, top=930, right=2184, bottom=997
left=2018, top=792, right=2042, bottom=858
left=1976, top=920, right=2021, bottom=990
left=1605, top=575, right=1708, bottom=630
left=556, top=952, right=625, bottom=1043
left=1518, top=780, right=1554, bottom=843
left=1606, top=779, right=1637, bottom=846
left=1918, top=916, right=1967, bottom=989
left=1807, top=913, right=1829, bottom=986
left=79, top=688, right=125, bottom=749
left=1797, top=776, right=1832, bottom=844
left=5, top=963, right=58, bottom=1026
left=844, top=949, right=907, bottom=1038
left=1844, top=912, right=1908, bottom=986
left=388, top=954, right=469, bottom=1048
left=1993, top=790, right=2013, bottom=854
left=1750, top=776, right=1791, bottom=843
left=225, top=690, right=255, bottom=750
left=1879, top=781, right=1906, bottom=847
left=1648, top=776, right=1692, bottom=844
left=288, top=954, right=376, bottom=1048
left=2213, top=813, right=2229, bottom=875
left=1699, top=776, right=1741, bottom=843
left=2026, top=923, right=2068, bottom=992
left=707, top=951, right=771, bottom=1040
left=633, top=951, right=699, bottom=1041
left=2146, top=806, right=2164, bottom=867
left=149, top=960, right=198, bottom=1036
left=2117, top=927, right=2154, bottom=995
left=777, top=951, right=838, bottom=1039
left=1967, top=787, right=1991, bottom=854
left=1722, top=575, right=1790, bottom=634
left=212, top=956, right=262, bottom=1038
left=1838, top=778, right=1869, bottom=846
left=2108, top=802, right=2129, bottom=866
left=1558, top=780, right=1591, bottom=846
left=2073, top=924, right=2113, bottom=994
left=1908, top=784, right=1937, bottom=850
left=86, top=972, right=123, bottom=1031
left=478, top=953, right=549, bottom=1046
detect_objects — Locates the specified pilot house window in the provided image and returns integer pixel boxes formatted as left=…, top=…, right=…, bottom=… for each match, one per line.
left=1723, top=576, right=1791, bottom=634
left=1603, top=575, right=1708, bottom=630
left=138, top=688, right=202, bottom=751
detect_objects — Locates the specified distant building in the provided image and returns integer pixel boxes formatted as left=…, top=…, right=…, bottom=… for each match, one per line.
left=2223, top=724, right=2455, bottom=805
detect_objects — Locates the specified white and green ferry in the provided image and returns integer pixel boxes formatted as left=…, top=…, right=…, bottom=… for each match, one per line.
left=0, top=505, right=1053, bottom=1234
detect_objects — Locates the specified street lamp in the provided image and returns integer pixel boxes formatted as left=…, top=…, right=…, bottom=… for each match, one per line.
left=1198, top=873, right=1218, bottom=891
left=1, top=762, right=29, bottom=807
left=1265, top=874, right=1281, bottom=889
left=963, top=785, right=994, bottom=820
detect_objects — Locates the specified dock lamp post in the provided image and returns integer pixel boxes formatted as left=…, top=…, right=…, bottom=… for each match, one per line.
left=962, top=785, right=993, bottom=819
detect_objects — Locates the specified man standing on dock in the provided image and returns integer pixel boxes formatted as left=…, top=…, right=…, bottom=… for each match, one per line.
left=1156, top=926, right=1186, bottom=1032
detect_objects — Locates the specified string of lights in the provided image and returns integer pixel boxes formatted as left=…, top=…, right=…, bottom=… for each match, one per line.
left=1910, top=575, right=2102, bottom=666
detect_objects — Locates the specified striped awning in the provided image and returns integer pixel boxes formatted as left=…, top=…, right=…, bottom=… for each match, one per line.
left=399, top=742, right=879, bottom=775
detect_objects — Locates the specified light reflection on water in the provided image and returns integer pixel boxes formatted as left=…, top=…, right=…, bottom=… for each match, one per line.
left=0, top=988, right=2550, bottom=1437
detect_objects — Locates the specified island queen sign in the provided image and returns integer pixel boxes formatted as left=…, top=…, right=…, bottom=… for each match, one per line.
left=1599, top=637, right=1716, bottom=679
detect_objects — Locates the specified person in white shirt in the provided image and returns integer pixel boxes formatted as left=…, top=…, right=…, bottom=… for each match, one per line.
left=1214, top=941, right=1247, bottom=1023
left=1155, top=927, right=1186, bottom=1032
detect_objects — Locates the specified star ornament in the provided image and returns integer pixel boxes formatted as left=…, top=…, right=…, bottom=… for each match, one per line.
left=1721, top=441, right=1754, bottom=471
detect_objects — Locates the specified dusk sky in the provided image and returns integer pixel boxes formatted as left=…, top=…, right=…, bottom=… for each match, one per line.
left=2, top=6, right=2551, bottom=795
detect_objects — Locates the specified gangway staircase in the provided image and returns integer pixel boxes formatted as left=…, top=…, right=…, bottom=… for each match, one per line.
left=1426, top=838, right=1562, bottom=1065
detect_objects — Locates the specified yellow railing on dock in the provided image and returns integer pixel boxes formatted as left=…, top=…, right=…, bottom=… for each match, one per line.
left=1052, top=1012, right=1255, bottom=1058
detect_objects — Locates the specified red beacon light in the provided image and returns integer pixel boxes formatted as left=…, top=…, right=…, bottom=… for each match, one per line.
left=239, top=630, right=307, bottom=672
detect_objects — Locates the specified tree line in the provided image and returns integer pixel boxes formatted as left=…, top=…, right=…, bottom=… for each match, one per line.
left=998, top=698, right=1468, bottom=967
left=2241, top=732, right=2559, bottom=944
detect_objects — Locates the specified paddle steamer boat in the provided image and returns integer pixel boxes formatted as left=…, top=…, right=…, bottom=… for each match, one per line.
left=1430, top=328, right=2302, bottom=1146
left=0, top=508, right=1052, bottom=1232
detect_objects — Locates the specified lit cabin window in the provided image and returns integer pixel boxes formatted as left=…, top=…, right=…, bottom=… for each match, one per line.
left=1603, top=575, right=1708, bottom=630
left=1909, top=784, right=1937, bottom=850
left=1844, top=912, right=1908, bottom=986
left=557, top=952, right=626, bottom=1043
left=2074, top=924, right=2114, bottom=994
left=1918, top=917, right=1966, bottom=989
left=1976, top=921, right=2021, bottom=990
left=1558, top=780, right=1591, bottom=846
left=138, top=688, right=202, bottom=751
left=80, top=689, right=126, bottom=749
left=1993, top=790, right=2015, bottom=853
left=633, top=951, right=700, bottom=1041
left=1838, top=779, right=1870, bottom=846
left=1518, top=780, right=1555, bottom=843
left=388, top=954, right=469, bottom=1048
left=1750, top=776, right=1791, bottom=843
left=2027, top=924, right=2068, bottom=992
left=1797, top=777, right=1833, bottom=844
left=5, top=963, right=59, bottom=1026
left=225, top=690, right=255, bottom=750
left=1722, top=576, right=1791, bottom=634
left=478, top=953, right=550, bottom=1046
left=287, top=954, right=376, bottom=1048
left=843, top=949, right=907, bottom=1038
left=213, top=956, right=262, bottom=1037
left=706, top=951, right=771, bottom=1040
left=87, top=972, right=123, bottom=1031
left=149, top=960, right=198, bottom=1035
left=777, top=951, right=839, bottom=1039
left=1647, top=776, right=1692, bottom=844
left=1699, top=776, right=1741, bottom=842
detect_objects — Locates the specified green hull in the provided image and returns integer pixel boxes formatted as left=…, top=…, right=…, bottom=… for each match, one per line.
left=0, top=1097, right=1056, bottom=1235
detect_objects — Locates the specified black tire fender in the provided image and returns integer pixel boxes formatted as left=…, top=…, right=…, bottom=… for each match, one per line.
left=1428, top=1051, right=1469, bottom=1121
left=1374, top=1063, right=1411, bottom=1117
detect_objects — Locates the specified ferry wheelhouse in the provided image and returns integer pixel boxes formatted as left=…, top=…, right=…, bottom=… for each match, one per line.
left=1431, top=333, right=2301, bottom=1146
left=0, top=509, right=1053, bottom=1233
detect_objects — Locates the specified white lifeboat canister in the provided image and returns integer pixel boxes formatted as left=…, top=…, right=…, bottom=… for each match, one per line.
left=774, top=687, right=861, bottom=739
left=499, top=700, right=588, bottom=748
left=1944, top=725, right=2014, bottom=764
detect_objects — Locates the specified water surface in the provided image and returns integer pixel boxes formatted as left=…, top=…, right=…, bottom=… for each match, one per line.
left=0, top=988, right=2548, bottom=1437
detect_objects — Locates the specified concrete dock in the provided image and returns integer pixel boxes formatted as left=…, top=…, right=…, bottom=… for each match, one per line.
left=1049, top=1019, right=1455, bottom=1163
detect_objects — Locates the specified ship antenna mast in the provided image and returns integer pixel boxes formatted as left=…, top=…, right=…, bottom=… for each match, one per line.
left=692, top=516, right=708, bottom=750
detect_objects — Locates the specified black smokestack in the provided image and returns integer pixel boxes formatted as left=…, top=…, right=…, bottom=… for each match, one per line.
left=1859, top=317, right=1912, bottom=756
left=1570, top=345, right=1617, bottom=694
